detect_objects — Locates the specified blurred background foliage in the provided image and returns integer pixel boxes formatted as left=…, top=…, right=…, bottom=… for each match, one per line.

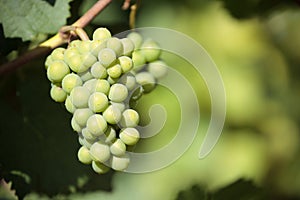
left=1, top=0, right=300, bottom=199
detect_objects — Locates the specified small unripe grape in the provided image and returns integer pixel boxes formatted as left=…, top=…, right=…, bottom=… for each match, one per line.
left=50, top=84, right=67, bottom=102
left=86, top=114, right=107, bottom=136
left=103, top=105, right=122, bottom=124
left=120, top=109, right=139, bottom=128
left=78, top=146, right=92, bottom=164
left=91, top=62, right=107, bottom=79
left=104, top=126, right=117, bottom=144
left=148, top=60, right=168, bottom=79
left=108, top=83, right=128, bottom=102
left=51, top=47, right=65, bottom=61
left=140, top=39, right=161, bottom=62
left=69, top=86, right=90, bottom=108
left=120, top=38, right=135, bottom=56
left=110, top=139, right=126, bottom=156
left=78, top=70, right=93, bottom=82
left=89, top=141, right=110, bottom=163
left=74, top=108, right=93, bottom=127
left=62, top=73, right=83, bottom=93
left=64, top=47, right=79, bottom=60
left=98, top=48, right=116, bottom=67
left=47, top=60, right=70, bottom=83
left=88, top=92, right=109, bottom=113
left=110, top=154, right=130, bottom=171
left=71, top=116, right=82, bottom=133
left=66, top=55, right=82, bottom=73
left=107, top=64, right=122, bottom=78
left=93, top=27, right=112, bottom=41
left=120, top=74, right=137, bottom=91
left=106, top=37, right=124, bottom=56
left=127, top=32, right=143, bottom=49
left=135, top=72, right=156, bottom=93
left=132, top=50, right=146, bottom=70
left=92, top=161, right=110, bottom=174
left=65, top=95, right=76, bottom=113
left=119, top=127, right=140, bottom=145
left=118, top=56, right=133, bottom=73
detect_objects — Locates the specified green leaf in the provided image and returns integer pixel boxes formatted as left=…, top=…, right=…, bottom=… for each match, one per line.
left=0, top=0, right=72, bottom=41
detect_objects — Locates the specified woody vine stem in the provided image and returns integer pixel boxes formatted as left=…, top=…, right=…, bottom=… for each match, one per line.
left=0, top=0, right=138, bottom=75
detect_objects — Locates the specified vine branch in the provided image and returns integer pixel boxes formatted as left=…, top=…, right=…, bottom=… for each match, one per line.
left=0, top=0, right=112, bottom=76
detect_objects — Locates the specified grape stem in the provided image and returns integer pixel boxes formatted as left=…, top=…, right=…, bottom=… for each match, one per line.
left=0, top=0, right=112, bottom=76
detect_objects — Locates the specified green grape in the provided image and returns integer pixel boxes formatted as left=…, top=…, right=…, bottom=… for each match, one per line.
left=107, top=64, right=122, bottom=78
left=98, top=48, right=117, bottom=67
left=69, top=40, right=81, bottom=48
left=81, top=137, right=95, bottom=149
left=127, top=32, right=143, bottom=49
left=89, top=141, right=111, bottom=163
left=104, top=126, right=117, bottom=144
left=47, top=60, right=70, bottom=83
left=107, top=76, right=118, bottom=85
left=140, top=39, right=161, bottom=62
left=103, top=105, right=122, bottom=124
left=110, top=101, right=126, bottom=112
left=119, top=127, right=140, bottom=145
left=90, top=40, right=104, bottom=57
left=78, top=70, right=93, bottom=82
left=119, top=109, right=139, bottom=128
left=64, top=47, right=79, bottom=61
left=120, top=38, right=135, bottom=56
left=106, top=37, right=124, bottom=56
left=110, top=154, right=130, bottom=171
left=93, top=27, right=112, bottom=41
left=78, top=40, right=91, bottom=54
left=91, top=62, right=107, bottom=79
left=110, top=139, right=126, bottom=156
left=118, top=56, right=133, bottom=73
left=148, top=60, right=168, bottom=79
left=108, top=83, right=128, bottom=102
left=71, top=116, right=82, bottom=133
left=65, top=54, right=83, bottom=73
left=135, top=72, right=156, bottom=93
left=69, top=86, right=90, bottom=108
left=120, top=73, right=137, bottom=91
left=86, top=114, right=107, bottom=136
left=81, top=52, right=97, bottom=70
left=78, top=146, right=92, bottom=164
left=132, top=50, right=146, bottom=70
left=65, top=95, right=76, bottom=113
left=51, top=47, right=65, bottom=61
left=84, top=79, right=110, bottom=95
left=92, top=161, right=110, bottom=174
left=82, top=127, right=97, bottom=141
left=50, top=84, right=67, bottom=102
left=88, top=92, right=109, bottom=113
left=62, top=73, right=83, bottom=93
left=74, top=108, right=93, bottom=127
left=45, top=55, right=53, bottom=70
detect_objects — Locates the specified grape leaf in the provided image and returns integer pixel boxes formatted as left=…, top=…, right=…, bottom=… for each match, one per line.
left=0, top=0, right=72, bottom=41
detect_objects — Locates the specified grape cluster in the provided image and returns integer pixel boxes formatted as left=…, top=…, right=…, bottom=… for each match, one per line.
left=45, top=28, right=168, bottom=173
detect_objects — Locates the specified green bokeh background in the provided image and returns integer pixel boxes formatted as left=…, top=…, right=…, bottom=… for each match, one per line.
left=1, top=0, right=300, bottom=199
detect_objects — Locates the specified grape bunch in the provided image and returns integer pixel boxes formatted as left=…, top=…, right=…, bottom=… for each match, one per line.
left=44, top=28, right=168, bottom=173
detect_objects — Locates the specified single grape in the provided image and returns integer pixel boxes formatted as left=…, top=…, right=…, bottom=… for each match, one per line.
left=78, top=40, right=91, bottom=54
left=110, top=154, right=130, bottom=171
left=62, top=73, right=83, bottom=93
left=65, top=95, right=76, bottom=113
left=98, top=48, right=117, bottom=67
left=118, top=56, right=133, bottom=73
left=110, top=101, right=126, bottom=113
left=69, top=86, right=90, bottom=108
left=74, top=108, right=93, bottom=127
left=89, top=141, right=110, bottom=163
left=88, top=92, right=109, bottom=113
left=78, top=146, right=93, bottom=164
left=119, top=73, right=137, bottom=91
left=65, top=54, right=83, bottom=73
left=71, top=116, right=82, bottom=133
left=120, top=38, right=135, bottom=56
left=45, top=55, right=53, bottom=70
left=119, top=109, right=139, bottom=128
left=78, top=70, right=93, bottom=82
left=107, top=64, right=122, bottom=78
left=104, top=126, right=117, bottom=144
left=81, top=52, right=97, bottom=70
left=103, top=105, right=122, bottom=124
left=90, top=40, right=105, bottom=57
left=108, top=83, right=128, bottom=102
left=69, top=40, right=81, bottom=48
left=82, top=127, right=97, bottom=141
left=110, top=139, right=126, bottom=156
left=92, top=161, right=110, bottom=174
left=131, top=50, right=146, bottom=70
left=107, top=76, right=118, bottom=85
left=140, top=39, right=161, bottom=62
left=135, top=72, right=156, bottom=93
left=119, top=127, right=140, bottom=145
left=91, top=62, right=107, bottom=79
left=148, top=60, right=168, bottom=79
left=93, top=27, right=112, bottom=41
left=51, top=47, right=65, bottom=61
left=47, top=60, right=70, bottom=83
left=86, top=114, right=107, bottom=136
left=106, top=37, right=124, bottom=56
left=50, top=84, right=67, bottom=102
left=64, top=47, right=79, bottom=60
left=127, top=32, right=143, bottom=49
